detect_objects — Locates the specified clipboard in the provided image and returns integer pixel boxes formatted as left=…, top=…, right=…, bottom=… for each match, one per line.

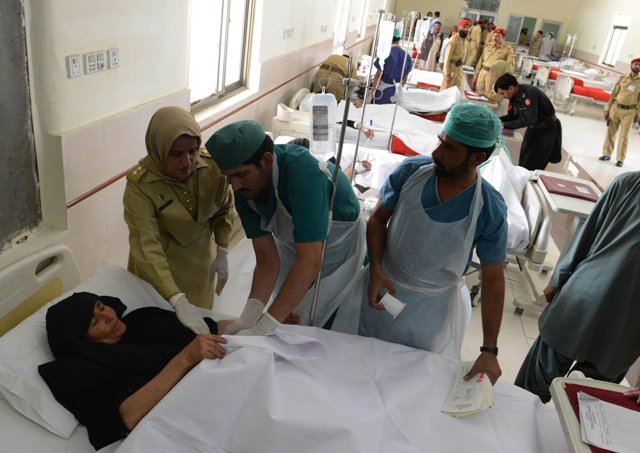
left=550, top=378, right=638, bottom=453
left=539, top=175, right=600, bottom=202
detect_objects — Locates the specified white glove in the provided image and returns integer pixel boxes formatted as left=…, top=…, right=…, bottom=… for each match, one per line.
left=169, top=293, right=210, bottom=334
left=210, top=246, right=229, bottom=295
left=223, top=298, right=264, bottom=335
left=236, top=312, right=281, bottom=336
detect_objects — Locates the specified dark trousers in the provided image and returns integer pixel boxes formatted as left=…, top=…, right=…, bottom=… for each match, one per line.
left=515, top=336, right=627, bottom=403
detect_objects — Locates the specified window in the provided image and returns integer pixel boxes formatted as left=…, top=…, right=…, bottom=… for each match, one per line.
left=358, top=0, right=370, bottom=38
left=188, top=0, right=253, bottom=109
left=333, top=0, right=351, bottom=54
left=463, top=0, right=500, bottom=13
left=601, top=26, right=627, bottom=67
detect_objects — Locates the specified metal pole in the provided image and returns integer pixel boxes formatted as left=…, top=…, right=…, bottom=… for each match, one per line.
left=347, top=8, right=387, bottom=184
left=307, top=77, right=360, bottom=326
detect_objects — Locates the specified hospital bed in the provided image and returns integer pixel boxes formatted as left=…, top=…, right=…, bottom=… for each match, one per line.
left=0, top=244, right=570, bottom=452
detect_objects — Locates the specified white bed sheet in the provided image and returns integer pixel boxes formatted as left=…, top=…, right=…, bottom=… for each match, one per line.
left=116, top=324, right=568, bottom=453
left=396, top=86, right=463, bottom=114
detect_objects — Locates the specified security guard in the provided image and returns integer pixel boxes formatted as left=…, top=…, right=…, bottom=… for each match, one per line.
left=441, top=18, right=471, bottom=91
left=495, top=73, right=562, bottom=170
left=464, top=20, right=483, bottom=66
left=124, top=107, right=234, bottom=332
left=311, top=54, right=356, bottom=102
left=599, top=57, right=640, bottom=167
left=473, top=28, right=514, bottom=95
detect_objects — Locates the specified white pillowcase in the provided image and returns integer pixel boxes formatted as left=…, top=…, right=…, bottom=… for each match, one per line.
left=0, top=263, right=171, bottom=438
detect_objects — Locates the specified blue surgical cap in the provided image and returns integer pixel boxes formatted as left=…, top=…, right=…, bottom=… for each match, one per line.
left=442, top=103, right=502, bottom=148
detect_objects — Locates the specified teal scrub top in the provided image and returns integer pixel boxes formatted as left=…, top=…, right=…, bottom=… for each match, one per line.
left=235, top=144, right=360, bottom=243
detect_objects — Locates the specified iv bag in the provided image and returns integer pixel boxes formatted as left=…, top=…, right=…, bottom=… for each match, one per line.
left=308, top=93, right=337, bottom=162
left=376, top=21, right=395, bottom=63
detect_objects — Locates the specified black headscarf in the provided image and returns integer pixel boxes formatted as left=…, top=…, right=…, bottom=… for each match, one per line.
left=46, top=292, right=127, bottom=358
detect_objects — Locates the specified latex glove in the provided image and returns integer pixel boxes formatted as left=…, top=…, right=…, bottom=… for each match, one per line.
left=236, top=312, right=281, bottom=336
left=169, top=293, right=210, bottom=334
left=210, top=246, right=229, bottom=295
left=223, top=298, right=264, bottom=335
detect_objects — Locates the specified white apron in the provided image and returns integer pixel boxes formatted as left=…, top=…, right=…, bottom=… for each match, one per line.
left=360, top=165, right=482, bottom=360
left=250, top=158, right=366, bottom=333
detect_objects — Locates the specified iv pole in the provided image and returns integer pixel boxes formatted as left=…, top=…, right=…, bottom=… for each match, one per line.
left=308, top=8, right=396, bottom=325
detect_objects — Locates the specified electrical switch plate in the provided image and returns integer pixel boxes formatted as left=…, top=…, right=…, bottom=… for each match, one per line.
left=107, top=48, right=120, bottom=69
left=65, top=55, right=82, bottom=78
left=84, top=51, right=107, bottom=74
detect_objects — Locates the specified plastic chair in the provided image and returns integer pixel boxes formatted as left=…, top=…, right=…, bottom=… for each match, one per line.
left=533, top=65, right=550, bottom=88
left=552, top=74, right=574, bottom=113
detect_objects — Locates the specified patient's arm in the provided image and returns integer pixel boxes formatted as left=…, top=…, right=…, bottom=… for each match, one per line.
left=623, top=387, right=640, bottom=404
left=464, top=263, right=504, bottom=385
left=119, top=334, right=227, bottom=431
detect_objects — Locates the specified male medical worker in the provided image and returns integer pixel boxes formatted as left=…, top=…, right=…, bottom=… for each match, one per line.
left=361, top=103, right=508, bottom=384
left=516, top=171, right=640, bottom=403
left=206, top=120, right=366, bottom=335
left=371, top=30, right=412, bottom=104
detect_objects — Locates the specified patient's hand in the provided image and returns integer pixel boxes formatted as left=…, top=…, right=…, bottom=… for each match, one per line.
left=464, top=352, right=502, bottom=385
left=181, top=334, right=228, bottom=366
left=283, top=313, right=300, bottom=325
left=624, top=387, right=640, bottom=404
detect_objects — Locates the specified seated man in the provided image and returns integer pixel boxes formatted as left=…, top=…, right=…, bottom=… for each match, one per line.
left=38, top=292, right=230, bottom=449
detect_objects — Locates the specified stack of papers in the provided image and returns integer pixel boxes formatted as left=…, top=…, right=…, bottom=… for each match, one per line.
left=578, top=392, right=640, bottom=453
left=442, top=361, right=494, bottom=417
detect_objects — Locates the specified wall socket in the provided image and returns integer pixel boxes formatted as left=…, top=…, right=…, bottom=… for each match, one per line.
left=84, top=50, right=107, bottom=74
left=65, top=55, right=82, bottom=78
left=107, top=48, right=120, bottom=69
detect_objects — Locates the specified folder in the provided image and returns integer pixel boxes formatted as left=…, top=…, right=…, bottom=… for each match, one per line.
left=539, top=175, right=600, bottom=202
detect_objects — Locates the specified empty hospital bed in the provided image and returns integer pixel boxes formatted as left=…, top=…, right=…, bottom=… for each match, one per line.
left=0, top=243, right=570, bottom=452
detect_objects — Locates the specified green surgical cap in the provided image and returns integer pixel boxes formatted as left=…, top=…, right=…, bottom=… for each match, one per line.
left=205, top=120, right=266, bottom=170
left=442, top=103, right=501, bottom=148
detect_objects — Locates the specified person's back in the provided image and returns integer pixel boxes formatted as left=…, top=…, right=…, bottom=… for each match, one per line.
left=311, top=54, right=356, bottom=102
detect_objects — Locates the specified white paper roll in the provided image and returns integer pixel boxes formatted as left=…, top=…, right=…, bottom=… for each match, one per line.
left=276, top=103, right=294, bottom=121
left=380, top=293, right=406, bottom=319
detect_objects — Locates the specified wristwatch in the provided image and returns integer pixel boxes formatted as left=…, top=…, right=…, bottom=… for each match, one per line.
left=480, top=346, right=498, bottom=356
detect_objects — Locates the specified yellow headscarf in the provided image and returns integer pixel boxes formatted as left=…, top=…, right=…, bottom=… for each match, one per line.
left=141, top=106, right=202, bottom=182
left=490, top=60, right=510, bottom=79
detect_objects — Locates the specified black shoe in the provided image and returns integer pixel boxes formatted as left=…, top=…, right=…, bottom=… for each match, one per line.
left=616, top=161, right=624, bottom=167
left=599, top=155, right=611, bottom=161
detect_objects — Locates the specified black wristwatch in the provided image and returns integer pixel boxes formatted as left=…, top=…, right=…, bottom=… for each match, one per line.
left=480, top=346, right=499, bottom=356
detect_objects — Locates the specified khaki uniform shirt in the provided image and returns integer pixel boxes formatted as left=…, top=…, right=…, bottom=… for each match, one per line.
left=443, top=34, right=466, bottom=75
left=124, top=150, right=234, bottom=308
left=475, top=42, right=515, bottom=73
left=312, top=55, right=357, bottom=102
left=606, top=73, right=640, bottom=115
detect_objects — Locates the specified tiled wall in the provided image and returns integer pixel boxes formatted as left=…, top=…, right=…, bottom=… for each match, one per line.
left=58, top=90, right=190, bottom=279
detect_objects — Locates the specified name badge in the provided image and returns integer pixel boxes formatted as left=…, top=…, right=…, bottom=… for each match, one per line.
left=628, top=84, right=636, bottom=92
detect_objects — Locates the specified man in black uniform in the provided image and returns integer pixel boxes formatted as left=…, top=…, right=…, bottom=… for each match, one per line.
left=494, top=74, right=562, bottom=170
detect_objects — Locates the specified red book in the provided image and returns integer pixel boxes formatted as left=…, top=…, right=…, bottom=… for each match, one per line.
left=539, top=175, right=600, bottom=202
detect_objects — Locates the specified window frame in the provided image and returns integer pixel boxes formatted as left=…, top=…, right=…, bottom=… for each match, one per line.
left=601, top=25, right=627, bottom=68
left=188, top=0, right=254, bottom=112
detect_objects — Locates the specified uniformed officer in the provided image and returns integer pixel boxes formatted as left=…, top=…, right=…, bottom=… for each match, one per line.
left=311, top=54, right=357, bottom=102
left=495, top=73, right=562, bottom=170
left=123, top=106, right=234, bottom=333
left=441, top=18, right=471, bottom=91
left=473, top=28, right=514, bottom=95
left=599, top=57, right=640, bottom=167
left=464, top=20, right=483, bottom=66
left=205, top=120, right=366, bottom=336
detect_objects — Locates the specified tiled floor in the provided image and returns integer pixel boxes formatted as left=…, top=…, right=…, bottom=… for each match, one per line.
left=461, top=94, right=640, bottom=388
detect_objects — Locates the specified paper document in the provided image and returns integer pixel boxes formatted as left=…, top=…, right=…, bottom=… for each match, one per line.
left=442, top=361, right=494, bottom=417
left=578, top=391, right=640, bottom=453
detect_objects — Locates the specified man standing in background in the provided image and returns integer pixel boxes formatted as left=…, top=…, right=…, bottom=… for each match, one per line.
left=441, top=18, right=471, bottom=91
left=599, top=57, right=640, bottom=167
left=473, top=28, right=514, bottom=94
left=372, top=30, right=413, bottom=104
left=464, top=20, right=484, bottom=66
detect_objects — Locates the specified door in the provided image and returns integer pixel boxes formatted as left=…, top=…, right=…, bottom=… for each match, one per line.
left=506, top=15, right=524, bottom=43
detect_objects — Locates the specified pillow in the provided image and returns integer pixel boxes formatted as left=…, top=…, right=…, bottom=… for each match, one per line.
left=0, top=262, right=171, bottom=438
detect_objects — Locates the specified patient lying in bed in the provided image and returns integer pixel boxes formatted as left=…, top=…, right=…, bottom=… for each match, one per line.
left=38, top=292, right=230, bottom=450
